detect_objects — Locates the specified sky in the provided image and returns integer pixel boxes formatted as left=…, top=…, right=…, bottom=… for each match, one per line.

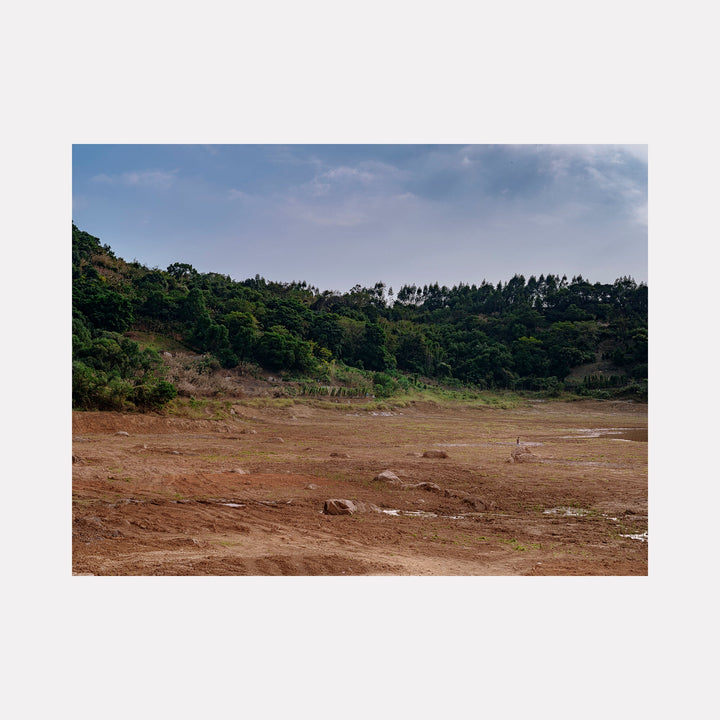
left=72, top=144, right=647, bottom=294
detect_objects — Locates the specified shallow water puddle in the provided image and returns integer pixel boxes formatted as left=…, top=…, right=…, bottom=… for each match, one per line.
left=543, top=506, right=589, bottom=517
left=381, top=509, right=468, bottom=520
left=620, top=531, right=648, bottom=542
left=382, top=509, right=438, bottom=518
left=543, top=506, right=622, bottom=521
left=561, top=427, right=648, bottom=442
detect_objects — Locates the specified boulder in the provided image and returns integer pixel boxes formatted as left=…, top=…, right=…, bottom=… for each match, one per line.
left=423, top=450, right=448, bottom=459
left=323, top=499, right=357, bottom=515
left=374, top=470, right=401, bottom=484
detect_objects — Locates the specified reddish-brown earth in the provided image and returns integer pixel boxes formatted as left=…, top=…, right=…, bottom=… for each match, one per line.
left=72, top=399, right=648, bottom=575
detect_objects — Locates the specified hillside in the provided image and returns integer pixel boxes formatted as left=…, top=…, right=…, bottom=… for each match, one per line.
left=72, top=224, right=648, bottom=411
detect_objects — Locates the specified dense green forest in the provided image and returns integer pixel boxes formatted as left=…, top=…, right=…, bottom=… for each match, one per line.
left=72, top=224, right=648, bottom=410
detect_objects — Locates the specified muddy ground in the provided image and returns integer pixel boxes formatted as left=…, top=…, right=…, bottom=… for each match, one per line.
left=72, top=398, right=648, bottom=575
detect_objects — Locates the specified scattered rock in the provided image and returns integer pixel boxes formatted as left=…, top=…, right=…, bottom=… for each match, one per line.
left=442, top=487, right=494, bottom=511
left=462, top=497, right=491, bottom=511
left=414, top=482, right=442, bottom=493
left=330, top=452, right=350, bottom=458
left=374, top=470, right=401, bottom=484
left=399, top=481, right=442, bottom=493
left=323, top=499, right=357, bottom=515
left=354, top=501, right=382, bottom=513
left=423, top=450, right=448, bottom=459
left=444, top=488, right=470, bottom=500
left=114, top=431, right=130, bottom=437
left=507, top=445, right=539, bottom=463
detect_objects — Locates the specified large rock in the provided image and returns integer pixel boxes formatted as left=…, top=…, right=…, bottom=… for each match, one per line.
left=323, top=499, right=357, bottom=515
left=374, top=470, right=401, bottom=484
left=423, top=450, right=448, bottom=459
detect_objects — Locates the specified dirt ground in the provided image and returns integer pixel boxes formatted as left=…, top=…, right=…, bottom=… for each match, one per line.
left=72, top=398, right=648, bottom=575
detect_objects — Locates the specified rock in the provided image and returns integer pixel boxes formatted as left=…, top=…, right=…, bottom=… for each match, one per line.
left=305, top=483, right=319, bottom=490
left=374, top=470, right=401, bottom=484
left=266, top=437, right=284, bottom=443
left=114, top=431, right=130, bottom=437
left=163, top=352, right=173, bottom=358
left=509, top=445, right=538, bottom=463
left=423, top=450, right=448, bottom=459
left=323, top=499, right=357, bottom=515
left=354, top=501, right=382, bottom=513
left=444, top=488, right=470, bottom=500
left=400, top=482, right=442, bottom=493
left=462, top=497, right=488, bottom=511
left=231, top=468, right=249, bottom=474
left=72, top=455, right=81, bottom=464
left=330, top=452, right=350, bottom=458
left=415, top=482, right=442, bottom=493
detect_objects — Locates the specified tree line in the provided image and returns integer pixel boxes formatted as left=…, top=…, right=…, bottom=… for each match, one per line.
left=72, top=224, right=648, bottom=410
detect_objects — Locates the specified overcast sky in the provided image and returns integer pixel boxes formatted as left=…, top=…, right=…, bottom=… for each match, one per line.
left=72, top=144, right=647, bottom=294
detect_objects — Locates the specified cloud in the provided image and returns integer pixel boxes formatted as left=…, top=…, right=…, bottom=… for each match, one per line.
left=91, top=169, right=178, bottom=188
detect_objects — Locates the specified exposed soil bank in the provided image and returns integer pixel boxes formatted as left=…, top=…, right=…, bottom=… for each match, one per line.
left=72, top=399, right=648, bottom=575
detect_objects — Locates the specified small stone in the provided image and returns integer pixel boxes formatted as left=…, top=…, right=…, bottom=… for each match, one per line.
left=422, top=450, right=448, bottom=459
left=114, top=431, right=130, bottom=437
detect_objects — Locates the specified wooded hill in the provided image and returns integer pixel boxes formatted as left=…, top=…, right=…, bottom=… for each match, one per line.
left=72, top=224, right=648, bottom=410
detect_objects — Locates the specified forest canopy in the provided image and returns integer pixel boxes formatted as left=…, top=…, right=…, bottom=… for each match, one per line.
left=72, top=224, right=648, bottom=410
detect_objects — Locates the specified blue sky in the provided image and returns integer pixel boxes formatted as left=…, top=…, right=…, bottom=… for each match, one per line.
left=72, top=144, right=647, bottom=294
